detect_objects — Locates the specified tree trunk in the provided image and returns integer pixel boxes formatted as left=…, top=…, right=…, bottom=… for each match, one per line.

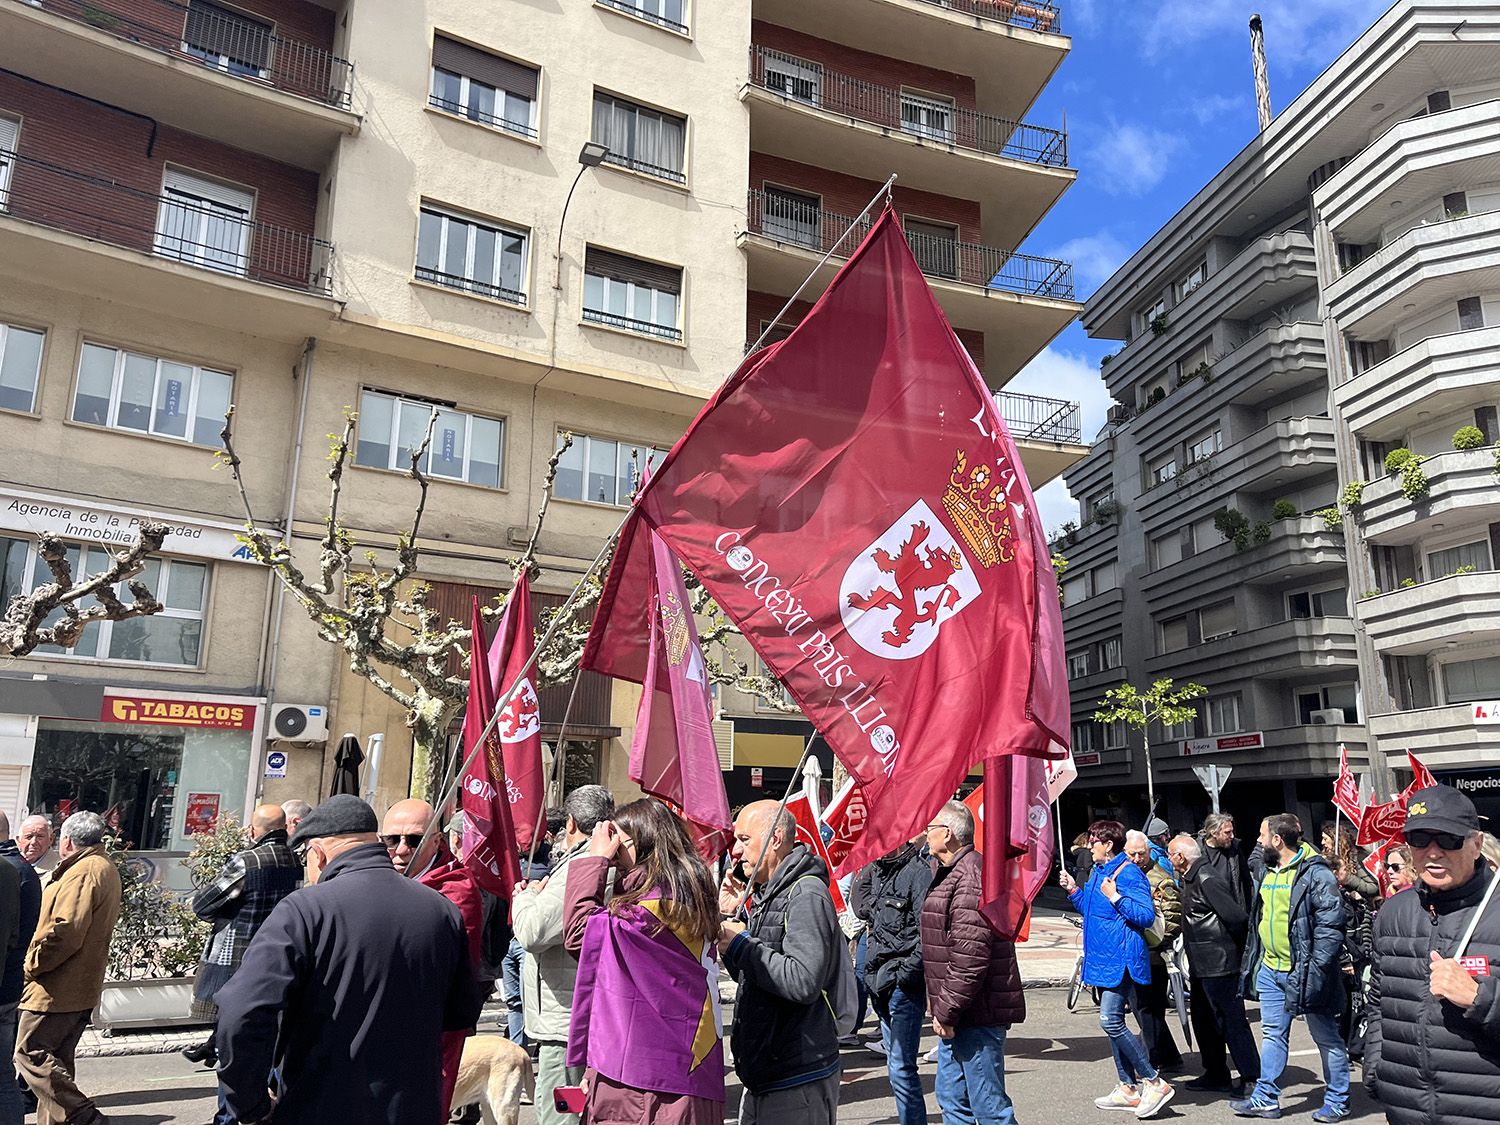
left=407, top=695, right=457, bottom=804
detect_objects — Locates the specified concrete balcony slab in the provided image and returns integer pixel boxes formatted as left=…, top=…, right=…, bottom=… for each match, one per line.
left=1368, top=703, right=1500, bottom=771
left=1146, top=617, right=1359, bottom=681
left=1359, top=571, right=1500, bottom=656
left=1333, top=326, right=1500, bottom=442
left=1357, top=449, right=1500, bottom=545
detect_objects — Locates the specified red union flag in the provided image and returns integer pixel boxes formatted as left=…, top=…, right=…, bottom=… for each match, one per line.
left=785, top=793, right=847, bottom=912
left=584, top=208, right=1068, bottom=871
left=1402, top=751, right=1438, bottom=799
left=1356, top=798, right=1407, bottom=847
left=822, top=780, right=868, bottom=877
left=1333, top=745, right=1362, bottom=822
left=489, top=574, right=545, bottom=851
left=460, top=598, right=524, bottom=897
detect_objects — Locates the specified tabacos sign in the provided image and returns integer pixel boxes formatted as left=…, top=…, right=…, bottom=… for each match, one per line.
left=101, top=694, right=256, bottom=730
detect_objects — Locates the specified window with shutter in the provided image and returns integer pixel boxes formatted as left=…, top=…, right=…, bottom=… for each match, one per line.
left=430, top=36, right=539, bottom=138
left=905, top=218, right=959, bottom=280
left=182, top=0, right=272, bottom=77
left=583, top=247, right=683, bottom=340
left=0, top=116, right=16, bottom=210
left=1198, top=600, right=1236, bottom=641
left=1159, top=616, right=1189, bottom=653
left=154, top=168, right=254, bottom=276
left=900, top=92, right=955, bottom=143
left=763, top=187, right=821, bottom=249
left=416, top=205, right=529, bottom=304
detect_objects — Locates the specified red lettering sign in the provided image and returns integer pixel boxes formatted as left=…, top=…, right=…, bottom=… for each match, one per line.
left=184, top=793, right=221, bottom=836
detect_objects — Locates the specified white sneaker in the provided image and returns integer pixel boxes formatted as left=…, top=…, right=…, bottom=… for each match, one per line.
left=1135, top=1078, right=1176, bottom=1119
left=1094, top=1084, right=1141, bottom=1111
left=923, top=1045, right=940, bottom=1063
left=865, top=1038, right=887, bottom=1055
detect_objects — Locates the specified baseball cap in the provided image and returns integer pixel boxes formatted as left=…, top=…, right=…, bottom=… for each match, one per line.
left=1404, top=785, right=1479, bottom=838
left=287, top=794, right=379, bottom=848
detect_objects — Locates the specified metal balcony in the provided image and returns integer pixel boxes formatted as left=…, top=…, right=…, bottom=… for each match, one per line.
left=0, top=147, right=335, bottom=295
left=745, top=189, right=1075, bottom=299
left=748, top=45, right=1067, bottom=168
left=996, top=389, right=1080, bottom=442
left=914, top=0, right=1061, bottom=33
left=31, top=0, right=353, bottom=109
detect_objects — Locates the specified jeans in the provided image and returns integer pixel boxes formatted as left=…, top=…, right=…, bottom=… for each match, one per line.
left=1136, top=960, right=1182, bottom=1068
left=1251, top=965, right=1349, bottom=1112
left=879, top=984, right=927, bottom=1125
left=936, top=1025, right=1016, bottom=1125
left=0, top=1002, right=19, bottom=1125
left=535, top=1042, right=583, bottom=1125
left=502, top=937, right=527, bottom=1047
left=1099, top=983, right=1157, bottom=1087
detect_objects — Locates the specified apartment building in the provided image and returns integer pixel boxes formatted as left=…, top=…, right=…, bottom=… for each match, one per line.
left=1059, top=0, right=1500, bottom=835
left=0, top=0, right=1081, bottom=847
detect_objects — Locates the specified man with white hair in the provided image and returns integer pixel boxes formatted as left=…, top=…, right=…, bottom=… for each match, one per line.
left=15, top=811, right=122, bottom=1125
left=15, top=818, right=53, bottom=872
left=281, top=800, right=312, bottom=840
left=1126, top=830, right=1183, bottom=1072
left=1168, top=833, right=1259, bottom=1097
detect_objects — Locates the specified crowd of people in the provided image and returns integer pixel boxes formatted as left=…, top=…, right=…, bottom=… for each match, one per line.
left=0, top=780, right=1491, bottom=1125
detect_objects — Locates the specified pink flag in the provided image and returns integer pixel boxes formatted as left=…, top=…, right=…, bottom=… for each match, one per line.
left=978, top=751, right=1060, bottom=939
left=489, top=574, right=545, bottom=852
left=460, top=598, right=523, bottom=897
left=588, top=523, right=732, bottom=859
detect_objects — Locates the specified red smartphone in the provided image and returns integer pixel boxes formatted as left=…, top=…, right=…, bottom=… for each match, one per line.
left=553, top=1085, right=587, bottom=1115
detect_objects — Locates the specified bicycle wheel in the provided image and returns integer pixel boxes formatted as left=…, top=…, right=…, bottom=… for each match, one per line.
left=1067, top=956, right=1085, bottom=1011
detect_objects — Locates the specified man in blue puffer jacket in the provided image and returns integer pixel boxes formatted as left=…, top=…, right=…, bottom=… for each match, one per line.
left=1060, top=819, right=1176, bottom=1119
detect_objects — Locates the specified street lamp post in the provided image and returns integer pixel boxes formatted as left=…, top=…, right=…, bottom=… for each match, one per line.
left=555, top=142, right=609, bottom=290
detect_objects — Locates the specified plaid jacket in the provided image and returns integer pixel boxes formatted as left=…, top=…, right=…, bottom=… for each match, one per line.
left=193, top=829, right=302, bottom=975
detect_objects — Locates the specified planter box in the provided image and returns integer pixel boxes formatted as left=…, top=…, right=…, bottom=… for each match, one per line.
left=94, top=977, right=205, bottom=1032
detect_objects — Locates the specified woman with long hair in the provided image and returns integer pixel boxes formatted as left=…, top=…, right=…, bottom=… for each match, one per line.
left=562, top=798, right=724, bottom=1124
left=1382, top=844, right=1417, bottom=896
left=1058, top=819, right=1175, bottom=1118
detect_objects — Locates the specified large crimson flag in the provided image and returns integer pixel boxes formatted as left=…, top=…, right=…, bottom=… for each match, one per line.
left=460, top=598, right=524, bottom=896
left=489, top=574, right=545, bottom=852
left=584, top=207, right=1068, bottom=872
left=588, top=523, right=732, bottom=859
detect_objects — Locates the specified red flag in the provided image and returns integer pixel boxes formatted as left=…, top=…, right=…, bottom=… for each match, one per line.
left=978, top=753, right=1057, bottom=940
left=1363, top=838, right=1396, bottom=897
left=1333, top=745, right=1362, bottom=822
left=460, top=598, right=523, bottom=897
left=583, top=208, right=1068, bottom=872
left=490, top=574, right=545, bottom=852
left=822, top=779, right=869, bottom=877
left=785, top=793, right=847, bottom=912
left=1403, top=751, right=1438, bottom=797
left=1356, top=798, right=1407, bottom=847
left=589, top=523, right=732, bottom=859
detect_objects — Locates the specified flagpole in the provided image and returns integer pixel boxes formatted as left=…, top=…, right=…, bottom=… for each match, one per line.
left=522, top=661, right=589, bottom=873
left=745, top=173, right=897, bottom=357
left=727, top=731, right=821, bottom=916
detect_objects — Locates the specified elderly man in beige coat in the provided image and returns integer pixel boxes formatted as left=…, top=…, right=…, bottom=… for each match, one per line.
left=15, top=811, right=122, bottom=1125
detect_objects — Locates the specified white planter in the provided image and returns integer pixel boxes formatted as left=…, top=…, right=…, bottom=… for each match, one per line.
left=93, top=977, right=205, bottom=1032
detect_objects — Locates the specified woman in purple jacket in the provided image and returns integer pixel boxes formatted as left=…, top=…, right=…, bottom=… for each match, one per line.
left=563, top=798, right=725, bottom=1125
left=1059, top=819, right=1176, bottom=1118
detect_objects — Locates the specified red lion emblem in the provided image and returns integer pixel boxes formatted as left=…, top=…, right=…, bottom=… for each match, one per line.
left=498, top=688, right=540, bottom=741
left=846, top=521, right=965, bottom=647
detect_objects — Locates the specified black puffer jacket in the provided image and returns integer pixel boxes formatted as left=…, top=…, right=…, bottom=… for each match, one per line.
left=1239, top=848, right=1345, bottom=1016
left=1179, top=856, right=1248, bottom=979
left=1366, top=864, right=1500, bottom=1125
left=852, top=842, right=932, bottom=1004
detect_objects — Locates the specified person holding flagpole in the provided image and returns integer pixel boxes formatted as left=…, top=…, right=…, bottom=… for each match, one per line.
left=561, top=799, right=725, bottom=1125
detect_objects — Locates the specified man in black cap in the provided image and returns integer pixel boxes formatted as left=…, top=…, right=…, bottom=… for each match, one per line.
left=214, top=795, right=484, bottom=1125
left=1365, top=785, right=1500, bottom=1125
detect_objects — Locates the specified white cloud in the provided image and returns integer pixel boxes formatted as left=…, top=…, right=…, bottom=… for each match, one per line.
left=1141, top=0, right=1392, bottom=68
left=1045, top=231, right=1131, bottom=297
left=1006, top=344, right=1114, bottom=534
left=1088, top=123, right=1183, bottom=196
left=1184, top=92, right=1251, bottom=126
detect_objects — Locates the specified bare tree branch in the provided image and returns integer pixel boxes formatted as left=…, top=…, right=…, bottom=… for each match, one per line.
left=512, top=432, right=572, bottom=583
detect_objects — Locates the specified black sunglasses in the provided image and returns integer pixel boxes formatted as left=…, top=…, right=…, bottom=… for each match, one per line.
left=1406, top=829, right=1467, bottom=851
left=381, top=833, right=426, bottom=850
left=292, top=842, right=311, bottom=865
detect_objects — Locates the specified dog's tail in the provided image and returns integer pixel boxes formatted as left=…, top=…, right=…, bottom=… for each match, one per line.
left=521, top=1051, right=535, bottom=1102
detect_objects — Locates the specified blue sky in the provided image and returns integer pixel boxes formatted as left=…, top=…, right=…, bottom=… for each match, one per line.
left=1007, top=0, right=1394, bottom=529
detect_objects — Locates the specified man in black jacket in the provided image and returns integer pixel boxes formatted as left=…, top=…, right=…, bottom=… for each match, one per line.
left=853, top=839, right=932, bottom=1125
left=1366, top=785, right=1500, bottom=1125
left=215, top=795, right=483, bottom=1125
left=1168, top=834, right=1258, bottom=1097
left=0, top=811, right=38, bottom=1125
left=719, top=800, right=841, bottom=1125
left=1199, top=813, right=1253, bottom=909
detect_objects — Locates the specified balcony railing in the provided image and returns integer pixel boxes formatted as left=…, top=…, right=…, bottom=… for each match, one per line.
left=997, top=390, right=1081, bottom=443
left=913, top=0, right=1061, bottom=33
left=0, top=147, right=335, bottom=295
left=749, top=46, right=1068, bottom=168
left=595, top=0, right=689, bottom=33
left=28, top=0, right=354, bottom=109
left=746, top=190, right=1075, bottom=300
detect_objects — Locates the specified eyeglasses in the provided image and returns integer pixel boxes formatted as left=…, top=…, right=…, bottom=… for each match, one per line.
left=1383, top=862, right=1406, bottom=872
left=1406, top=829, right=1468, bottom=851
left=381, top=833, right=426, bottom=850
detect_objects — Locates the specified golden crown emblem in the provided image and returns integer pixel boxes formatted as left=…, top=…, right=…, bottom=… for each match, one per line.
left=942, top=448, right=1014, bottom=569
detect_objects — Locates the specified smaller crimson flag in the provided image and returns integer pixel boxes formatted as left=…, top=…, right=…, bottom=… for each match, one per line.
left=1401, top=751, right=1438, bottom=799
left=786, top=792, right=847, bottom=912
left=460, top=598, right=524, bottom=896
left=490, top=574, right=545, bottom=851
left=978, top=751, right=1060, bottom=940
left=822, top=779, right=869, bottom=878
left=1356, top=798, right=1407, bottom=847
left=1332, top=745, right=1362, bottom=822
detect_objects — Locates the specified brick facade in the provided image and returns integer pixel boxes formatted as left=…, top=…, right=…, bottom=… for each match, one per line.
left=751, top=21, right=977, bottom=108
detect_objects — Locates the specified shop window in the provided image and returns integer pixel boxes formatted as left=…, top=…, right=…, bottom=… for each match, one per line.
left=1, top=536, right=208, bottom=666
left=72, top=342, right=232, bottom=446
left=0, top=321, right=44, bottom=413
left=553, top=431, right=667, bottom=507
left=356, top=389, right=505, bottom=488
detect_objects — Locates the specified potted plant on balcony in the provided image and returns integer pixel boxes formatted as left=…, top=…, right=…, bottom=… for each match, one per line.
left=1149, top=312, right=1170, bottom=337
left=1453, top=425, right=1486, bottom=451
left=1272, top=499, right=1298, bottom=520
left=1384, top=448, right=1429, bottom=502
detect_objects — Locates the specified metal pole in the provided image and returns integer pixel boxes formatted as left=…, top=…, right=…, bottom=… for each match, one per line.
left=727, top=733, right=820, bottom=916
left=1143, top=698, right=1157, bottom=818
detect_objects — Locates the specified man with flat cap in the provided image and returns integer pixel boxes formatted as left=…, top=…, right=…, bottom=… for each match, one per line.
left=214, top=795, right=485, bottom=1125
left=1365, top=785, right=1500, bottom=1125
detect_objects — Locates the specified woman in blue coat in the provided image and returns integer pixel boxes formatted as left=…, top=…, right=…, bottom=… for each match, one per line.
left=1059, top=820, right=1176, bottom=1118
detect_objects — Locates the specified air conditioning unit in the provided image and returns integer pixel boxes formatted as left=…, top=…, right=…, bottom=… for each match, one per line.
left=269, top=703, right=330, bottom=742
left=1309, top=708, right=1345, bottom=726
left=1107, top=403, right=1133, bottom=424
left=711, top=718, right=735, bottom=771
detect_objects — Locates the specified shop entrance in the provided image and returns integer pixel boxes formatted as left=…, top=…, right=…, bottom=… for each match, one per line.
left=31, top=725, right=182, bottom=850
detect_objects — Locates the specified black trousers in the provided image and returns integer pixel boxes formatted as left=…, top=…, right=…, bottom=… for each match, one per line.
left=1136, top=960, right=1182, bottom=1068
left=1189, top=973, right=1260, bottom=1082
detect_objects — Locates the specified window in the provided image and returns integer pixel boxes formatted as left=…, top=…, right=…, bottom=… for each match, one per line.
left=1159, top=615, right=1189, bottom=654
left=900, top=91, right=955, bottom=143
left=597, top=0, right=687, bottom=32
left=592, top=92, right=686, bottom=183
left=1091, top=561, right=1118, bottom=595
left=1146, top=452, right=1178, bottom=487
left=905, top=218, right=959, bottom=280
left=554, top=431, right=667, bottom=507
left=583, top=247, right=682, bottom=341
left=0, top=322, right=43, bottom=413
left=1297, top=685, right=1358, bottom=724
left=1204, top=694, right=1241, bottom=735
left=1163, top=714, right=1195, bottom=742
left=0, top=115, right=16, bottom=210
left=1443, top=657, right=1500, bottom=704
left=1152, top=529, right=1184, bottom=569
left=1103, top=719, right=1129, bottom=749
left=1427, top=540, right=1490, bottom=578
left=1098, top=637, right=1123, bottom=670
left=1458, top=296, right=1485, bottom=331
left=182, top=0, right=271, bottom=78
left=1186, top=426, right=1222, bottom=465
left=762, top=52, right=821, bottom=105
left=1287, top=586, right=1347, bottom=620
left=1066, top=651, right=1089, bottom=680
left=1199, top=600, right=1236, bottom=642
left=0, top=536, right=207, bottom=666
left=154, top=168, right=254, bottom=276
left=753, top=657, right=794, bottom=713
left=1138, top=295, right=1167, bottom=332
left=430, top=36, right=539, bottom=139
left=1444, top=191, right=1469, bottom=218
left=1059, top=577, right=1085, bottom=608
left=1477, top=405, right=1499, bottom=446
left=1084, top=491, right=1115, bottom=522
left=1177, top=342, right=1209, bottom=381
left=416, top=205, right=529, bottom=304
left=1071, top=723, right=1096, bottom=753
left=71, top=342, right=232, bottom=446
left=355, top=390, right=505, bottom=488
left=763, top=187, right=821, bottom=249
left=1188, top=513, right=1219, bottom=555
left=1174, top=260, right=1207, bottom=302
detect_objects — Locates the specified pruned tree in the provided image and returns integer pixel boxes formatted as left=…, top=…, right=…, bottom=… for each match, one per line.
left=219, top=407, right=792, bottom=801
left=1, top=523, right=170, bottom=658
left=1093, top=678, right=1207, bottom=816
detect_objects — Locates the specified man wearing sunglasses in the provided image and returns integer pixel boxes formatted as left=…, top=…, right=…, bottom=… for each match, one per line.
left=1365, top=785, right=1500, bottom=1125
